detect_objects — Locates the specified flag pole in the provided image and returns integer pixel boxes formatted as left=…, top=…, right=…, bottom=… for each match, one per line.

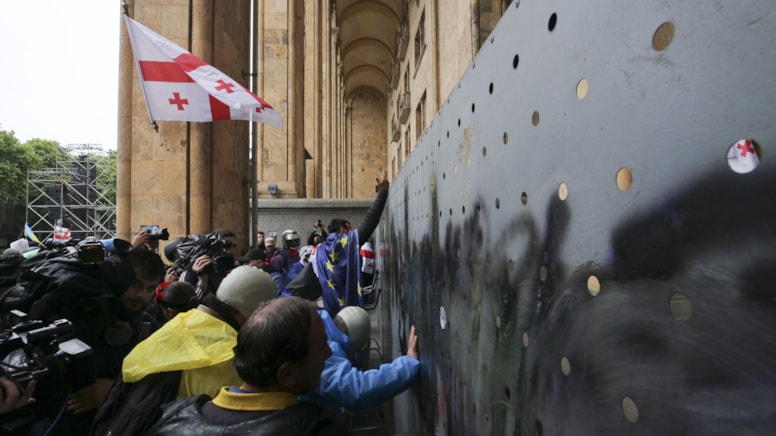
left=122, top=8, right=160, bottom=132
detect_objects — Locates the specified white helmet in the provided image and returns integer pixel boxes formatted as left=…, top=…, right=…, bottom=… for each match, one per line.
left=281, top=229, right=300, bottom=249
left=336, top=306, right=371, bottom=352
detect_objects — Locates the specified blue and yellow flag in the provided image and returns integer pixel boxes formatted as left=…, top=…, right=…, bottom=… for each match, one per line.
left=314, top=229, right=362, bottom=317
left=23, top=223, right=40, bottom=244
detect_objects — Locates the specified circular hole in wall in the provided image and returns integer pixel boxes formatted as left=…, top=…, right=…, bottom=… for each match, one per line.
left=532, top=111, right=540, bottom=126
left=471, top=103, right=476, bottom=113
left=577, top=78, right=589, bottom=100
left=726, top=138, right=760, bottom=174
left=489, top=83, right=494, bottom=94
left=482, top=147, right=488, bottom=157
left=653, top=21, right=675, bottom=51
left=495, top=198, right=501, bottom=209
left=670, top=293, right=693, bottom=321
left=616, top=167, right=633, bottom=191
left=449, top=208, right=453, bottom=216
left=622, top=397, right=639, bottom=423
left=587, top=275, right=601, bottom=296
left=521, top=192, right=528, bottom=205
left=561, top=356, right=571, bottom=376
left=462, top=205, right=466, bottom=215
left=548, top=13, right=558, bottom=32
left=558, top=182, right=568, bottom=201
left=447, top=130, right=450, bottom=138
left=457, top=118, right=461, bottom=127
left=503, top=132, right=509, bottom=144
left=513, top=54, right=520, bottom=69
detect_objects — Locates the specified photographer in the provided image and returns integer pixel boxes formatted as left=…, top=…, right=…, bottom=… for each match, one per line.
left=0, top=377, right=36, bottom=415
left=179, top=229, right=239, bottom=296
left=131, top=226, right=169, bottom=253
left=22, top=248, right=165, bottom=434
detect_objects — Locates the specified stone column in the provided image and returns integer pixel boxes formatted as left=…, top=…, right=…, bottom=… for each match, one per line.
left=116, top=3, right=134, bottom=240
left=188, top=0, right=214, bottom=234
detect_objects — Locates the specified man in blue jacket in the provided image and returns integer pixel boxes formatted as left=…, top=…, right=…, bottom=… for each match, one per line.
left=303, top=305, right=419, bottom=414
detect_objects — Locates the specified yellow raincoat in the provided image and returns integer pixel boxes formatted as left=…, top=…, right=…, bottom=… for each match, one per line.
left=122, top=309, right=241, bottom=399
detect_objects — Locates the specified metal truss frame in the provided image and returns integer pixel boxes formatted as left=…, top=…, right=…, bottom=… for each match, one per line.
left=25, top=144, right=116, bottom=241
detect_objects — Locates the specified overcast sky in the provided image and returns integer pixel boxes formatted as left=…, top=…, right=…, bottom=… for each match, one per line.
left=0, top=1, right=120, bottom=151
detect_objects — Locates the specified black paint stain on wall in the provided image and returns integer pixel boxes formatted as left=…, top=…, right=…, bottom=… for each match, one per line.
left=385, top=168, right=776, bottom=435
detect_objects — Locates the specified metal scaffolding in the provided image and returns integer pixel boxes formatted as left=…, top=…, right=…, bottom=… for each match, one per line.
left=26, top=144, right=116, bottom=241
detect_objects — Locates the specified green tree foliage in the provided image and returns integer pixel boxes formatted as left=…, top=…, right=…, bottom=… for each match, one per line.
left=88, top=149, right=117, bottom=205
left=0, top=130, right=41, bottom=203
left=25, top=138, right=71, bottom=169
left=0, top=127, right=117, bottom=214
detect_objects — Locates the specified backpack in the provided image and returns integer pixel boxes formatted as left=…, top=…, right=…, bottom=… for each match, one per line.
left=91, top=370, right=182, bottom=436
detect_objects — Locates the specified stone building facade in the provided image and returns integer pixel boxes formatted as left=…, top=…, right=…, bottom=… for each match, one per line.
left=117, top=0, right=511, bottom=242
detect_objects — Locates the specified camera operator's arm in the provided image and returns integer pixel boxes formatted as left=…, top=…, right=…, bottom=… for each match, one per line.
left=191, top=254, right=213, bottom=290
left=66, top=377, right=113, bottom=415
left=0, top=377, right=36, bottom=415
left=131, top=230, right=151, bottom=250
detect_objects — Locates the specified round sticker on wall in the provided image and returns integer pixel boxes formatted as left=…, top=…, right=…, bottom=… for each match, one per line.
left=726, top=139, right=760, bottom=174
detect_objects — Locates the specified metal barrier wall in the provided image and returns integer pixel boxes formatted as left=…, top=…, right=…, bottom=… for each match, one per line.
left=375, top=1, right=776, bottom=434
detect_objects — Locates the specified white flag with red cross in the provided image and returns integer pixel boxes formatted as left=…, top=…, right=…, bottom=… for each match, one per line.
left=53, top=225, right=71, bottom=241
left=124, top=15, right=283, bottom=130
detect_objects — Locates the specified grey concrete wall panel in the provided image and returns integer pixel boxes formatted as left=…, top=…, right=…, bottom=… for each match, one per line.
left=376, top=1, right=776, bottom=434
left=254, top=198, right=371, bottom=244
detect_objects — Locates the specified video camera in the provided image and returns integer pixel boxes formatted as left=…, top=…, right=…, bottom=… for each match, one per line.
left=0, top=310, right=94, bottom=432
left=146, top=227, right=169, bottom=241
left=176, top=232, right=235, bottom=274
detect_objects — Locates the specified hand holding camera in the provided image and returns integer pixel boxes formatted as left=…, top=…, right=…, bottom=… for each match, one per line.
left=0, top=377, right=36, bottom=415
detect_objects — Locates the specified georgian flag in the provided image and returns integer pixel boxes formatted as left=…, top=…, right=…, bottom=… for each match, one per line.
left=53, top=225, right=71, bottom=241
left=124, top=16, right=283, bottom=130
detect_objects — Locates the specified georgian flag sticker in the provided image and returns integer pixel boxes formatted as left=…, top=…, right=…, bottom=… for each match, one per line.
left=726, top=138, right=760, bottom=174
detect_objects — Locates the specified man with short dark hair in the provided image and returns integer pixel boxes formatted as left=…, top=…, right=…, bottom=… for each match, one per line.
left=238, top=248, right=268, bottom=269
left=23, top=248, right=165, bottom=434
left=147, top=296, right=347, bottom=435
left=92, top=266, right=278, bottom=435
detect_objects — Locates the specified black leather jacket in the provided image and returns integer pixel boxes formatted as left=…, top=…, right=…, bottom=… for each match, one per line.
left=146, top=395, right=349, bottom=436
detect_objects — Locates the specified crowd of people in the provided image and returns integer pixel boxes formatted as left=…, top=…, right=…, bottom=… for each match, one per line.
left=0, top=174, right=420, bottom=435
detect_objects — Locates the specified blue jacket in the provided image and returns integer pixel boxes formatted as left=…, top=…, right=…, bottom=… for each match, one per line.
left=303, top=310, right=419, bottom=410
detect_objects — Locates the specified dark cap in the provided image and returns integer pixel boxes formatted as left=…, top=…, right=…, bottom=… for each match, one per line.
left=238, top=248, right=267, bottom=263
